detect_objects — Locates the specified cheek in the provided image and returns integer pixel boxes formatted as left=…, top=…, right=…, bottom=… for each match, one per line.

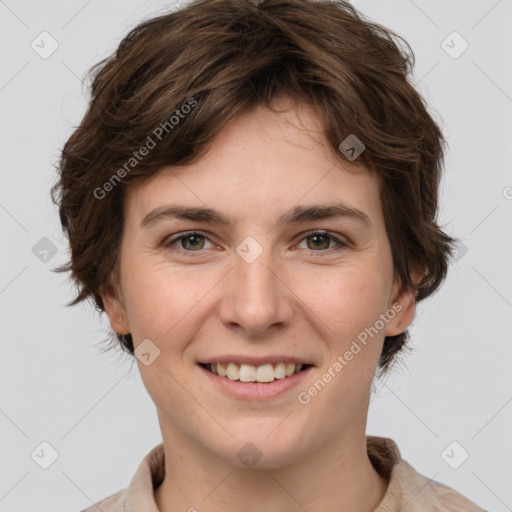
left=121, top=257, right=223, bottom=349
left=121, top=239, right=393, bottom=357
left=298, top=262, right=391, bottom=344
left=293, top=268, right=390, bottom=425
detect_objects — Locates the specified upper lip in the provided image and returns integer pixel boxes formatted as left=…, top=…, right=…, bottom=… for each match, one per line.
left=199, top=355, right=314, bottom=366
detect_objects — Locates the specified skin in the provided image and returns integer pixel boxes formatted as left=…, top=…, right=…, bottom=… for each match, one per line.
left=101, top=96, right=418, bottom=512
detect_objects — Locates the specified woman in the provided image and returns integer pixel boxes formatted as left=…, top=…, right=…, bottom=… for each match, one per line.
left=51, top=0, right=486, bottom=510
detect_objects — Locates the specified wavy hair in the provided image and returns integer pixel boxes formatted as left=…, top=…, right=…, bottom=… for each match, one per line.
left=51, top=0, right=455, bottom=375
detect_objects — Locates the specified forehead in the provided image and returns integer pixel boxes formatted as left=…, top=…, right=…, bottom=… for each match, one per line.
left=123, top=100, right=381, bottom=230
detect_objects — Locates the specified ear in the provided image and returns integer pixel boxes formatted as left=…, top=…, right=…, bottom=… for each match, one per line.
left=384, top=267, right=424, bottom=337
left=100, top=273, right=131, bottom=335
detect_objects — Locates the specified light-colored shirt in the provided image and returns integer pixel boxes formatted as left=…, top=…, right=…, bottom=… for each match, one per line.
left=81, top=436, right=487, bottom=511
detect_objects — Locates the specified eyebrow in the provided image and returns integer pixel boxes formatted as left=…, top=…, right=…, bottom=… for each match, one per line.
left=140, top=202, right=372, bottom=230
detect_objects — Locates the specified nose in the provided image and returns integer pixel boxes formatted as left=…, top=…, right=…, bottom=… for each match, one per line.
left=217, top=245, right=294, bottom=337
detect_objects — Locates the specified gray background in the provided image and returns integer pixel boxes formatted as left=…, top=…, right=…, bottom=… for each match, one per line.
left=1, top=0, right=511, bottom=510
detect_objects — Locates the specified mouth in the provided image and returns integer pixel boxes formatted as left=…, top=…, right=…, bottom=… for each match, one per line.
left=198, top=362, right=313, bottom=383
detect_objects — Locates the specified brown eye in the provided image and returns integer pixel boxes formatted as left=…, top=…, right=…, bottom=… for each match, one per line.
left=298, top=230, right=348, bottom=254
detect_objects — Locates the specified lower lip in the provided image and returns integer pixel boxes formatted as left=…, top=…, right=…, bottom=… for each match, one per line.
left=198, top=364, right=313, bottom=399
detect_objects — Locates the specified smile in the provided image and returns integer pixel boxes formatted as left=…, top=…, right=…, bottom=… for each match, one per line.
left=198, top=361, right=313, bottom=399
left=199, top=362, right=312, bottom=383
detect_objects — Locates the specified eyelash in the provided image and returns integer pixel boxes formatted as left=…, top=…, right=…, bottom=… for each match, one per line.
left=162, top=230, right=349, bottom=257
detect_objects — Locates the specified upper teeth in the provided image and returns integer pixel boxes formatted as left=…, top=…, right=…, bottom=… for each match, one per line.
left=208, top=362, right=303, bottom=382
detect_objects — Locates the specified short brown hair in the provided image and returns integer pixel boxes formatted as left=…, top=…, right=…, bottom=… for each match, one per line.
left=51, top=0, right=455, bottom=375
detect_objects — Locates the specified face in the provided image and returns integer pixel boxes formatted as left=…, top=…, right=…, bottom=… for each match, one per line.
left=102, top=97, right=416, bottom=469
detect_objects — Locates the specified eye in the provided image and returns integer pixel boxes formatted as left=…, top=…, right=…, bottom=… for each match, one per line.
left=297, top=230, right=348, bottom=254
left=163, top=231, right=214, bottom=253
left=162, top=229, right=348, bottom=256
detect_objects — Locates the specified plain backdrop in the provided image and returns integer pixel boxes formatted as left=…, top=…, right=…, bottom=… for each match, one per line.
left=1, top=0, right=511, bottom=510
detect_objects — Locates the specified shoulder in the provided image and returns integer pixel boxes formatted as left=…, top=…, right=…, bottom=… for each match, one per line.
left=396, top=458, right=487, bottom=511
left=366, top=436, right=487, bottom=512
left=78, top=442, right=165, bottom=512
left=80, top=488, right=126, bottom=512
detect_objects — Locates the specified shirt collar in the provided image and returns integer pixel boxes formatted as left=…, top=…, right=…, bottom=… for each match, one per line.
left=124, top=435, right=406, bottom=512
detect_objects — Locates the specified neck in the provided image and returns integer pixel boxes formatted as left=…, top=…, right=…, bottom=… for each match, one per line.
left=154, top=429, right=389, bottom=512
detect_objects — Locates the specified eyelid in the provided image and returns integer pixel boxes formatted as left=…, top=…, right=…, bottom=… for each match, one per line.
left=163, top=229, right=349, bottom=255
left=163, top=230, right=217, bottom=254
left=297, top=229, right=349, bottom=250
